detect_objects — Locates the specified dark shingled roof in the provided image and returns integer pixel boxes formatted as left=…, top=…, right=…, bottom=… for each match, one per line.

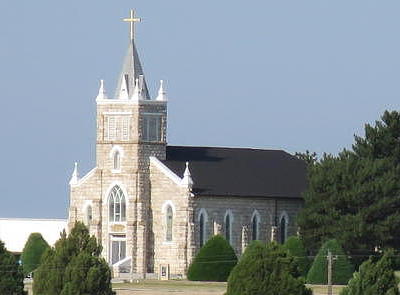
left=162, top=146, right=307, bottom=199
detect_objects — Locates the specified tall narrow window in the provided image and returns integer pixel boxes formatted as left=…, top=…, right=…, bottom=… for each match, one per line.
left=86, top=205, right=93, bottom=226
left=199, top=213, right=205, bottom=247
left=109, top=185, right=126, bottom=222
left=252, top=214, right=259, bottom=241
left=166, top=205, right=173, bottom=242
left=280, top=216, right=287, bottom=244
left=143, top=115, right=161, bottom=142
left=113, top=151, right=120, bottom=170
left=225, top=213, right=231, bottom=244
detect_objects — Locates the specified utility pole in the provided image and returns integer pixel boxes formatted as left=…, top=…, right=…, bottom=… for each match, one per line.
left=327, top=250, right=337, bottom=295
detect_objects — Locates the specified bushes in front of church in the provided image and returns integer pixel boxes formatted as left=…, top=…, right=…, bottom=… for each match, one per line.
left=0, top=239, right=26, bottom=295
left=33, top=222, right=115, bottom=295
left=283, top=236, right=310, bottom=278
left=306, top=239, right=354, bottom=285
left=21, top=232, right=50, bottom=276
left=187, top=235, right=237, bottom=281
left=340, top=249, right=399, bottom=295
left=226, top=241, right=312, bottom=295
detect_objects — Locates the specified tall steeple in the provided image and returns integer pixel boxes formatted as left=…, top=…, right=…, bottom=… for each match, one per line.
left=115, top=9, right=150, bottom=100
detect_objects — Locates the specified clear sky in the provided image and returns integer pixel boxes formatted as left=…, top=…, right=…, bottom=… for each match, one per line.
left=0, top=1, right=399, bottom=218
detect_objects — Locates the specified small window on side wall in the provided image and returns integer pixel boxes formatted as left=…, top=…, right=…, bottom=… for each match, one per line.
left=86, top=205, right=93, bottom=226
left=113, top=150, right=120, bottom=170
left=166, top=206, right=173, bottom=242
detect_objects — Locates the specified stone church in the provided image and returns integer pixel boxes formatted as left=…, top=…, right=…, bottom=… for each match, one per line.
left=67, top=10, right=307, bottom=279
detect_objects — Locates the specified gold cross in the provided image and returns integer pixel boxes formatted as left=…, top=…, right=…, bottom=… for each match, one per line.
left=123, top=9, right=141, bottom=41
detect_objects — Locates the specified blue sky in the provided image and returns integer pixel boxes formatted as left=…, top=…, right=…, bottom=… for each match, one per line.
left=0, top=1, right=399, bottom=218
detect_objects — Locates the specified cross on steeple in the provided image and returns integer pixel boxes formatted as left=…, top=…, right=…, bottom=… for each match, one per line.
left=123, top=9, right=141, bottom=41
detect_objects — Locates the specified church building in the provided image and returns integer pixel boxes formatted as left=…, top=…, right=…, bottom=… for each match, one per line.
left=67, top=10, right=307, bottom=279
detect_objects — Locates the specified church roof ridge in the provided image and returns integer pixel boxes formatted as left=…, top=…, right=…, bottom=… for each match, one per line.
left=166, top=144, right=288, bottom=153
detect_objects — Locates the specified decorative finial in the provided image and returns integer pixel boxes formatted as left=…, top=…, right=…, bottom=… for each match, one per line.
left=96, top=79, right=108, bottom=100
left=69, top=162, right=79, bottom=186
left=123, top=9, right=141, bottom=41
left=181, top=161, right=193, bottom=190
left=156, top=80, right=167, bottom=101
left=131, top=78, right=140, bottom=100
left=119, top=77, right=129, bottom=100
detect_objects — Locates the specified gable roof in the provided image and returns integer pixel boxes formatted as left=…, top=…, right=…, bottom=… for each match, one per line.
left=162, top=146, right=307, bottom=199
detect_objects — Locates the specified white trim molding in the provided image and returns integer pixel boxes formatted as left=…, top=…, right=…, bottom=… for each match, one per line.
left=150, top=156, right=182, bottom=185
left=161, top=200, right=176, bottom=214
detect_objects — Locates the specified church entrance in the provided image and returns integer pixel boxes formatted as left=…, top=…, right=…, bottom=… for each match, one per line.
left=110, top=235, right=126, bottom=264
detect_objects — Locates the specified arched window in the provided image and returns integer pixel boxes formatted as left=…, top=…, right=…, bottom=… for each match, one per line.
left=251, top=214, right=259, bottom=241
left=166, top=205, right=173, bottom=242
left=199, top=213, right=205, bottom=247
left=113, top=150, right=120, bottom=170
left=86, top=205, right=93, bottom=226
left=225, top=212, right=232, bottom=244
left=280, top=214, right=288, bottom=244
left=109, top=185, right=126, bottom=222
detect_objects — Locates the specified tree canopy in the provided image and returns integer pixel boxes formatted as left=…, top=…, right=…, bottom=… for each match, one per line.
left=187, top=235, right=237, bottom=281
left=33, top=222, right=114, bottom=295
left=283, top=236, right=310, bottom=277
left=340, top=250, right=399, bottom=295
left=21, top=232, right=50, bottom=276
left=298, top=111, right=400, bottom=257
left=226, top=241, right=312, bottom=295
left=0, top=240, right=26, bottom=295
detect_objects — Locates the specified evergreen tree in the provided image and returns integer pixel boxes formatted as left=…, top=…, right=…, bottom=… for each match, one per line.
left=307, top=239, right=354, bottom=285
left=0, top=240, right=26, bottom=295
left=283, top=236, right=310, bottom=277
left=21, top=232, right=50, bottom=276
left=298, top=111, right=400, bottom=257
left=341, top=250, right=399, bottom=295
left=226, top=241, right=312, bottom=295
left=187, top=235, right=237, bottom=282
left=33, top=222, right=114, bottom=295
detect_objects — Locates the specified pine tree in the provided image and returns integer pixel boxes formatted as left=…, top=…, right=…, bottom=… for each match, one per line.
left=340, top=250, right=399, bottom=295
left=33, top=222, right=114, bottom=295
left=187, top=235, right=237, bottom=282
left=0, top=240, right=26, bottom=295
left=226, top=241, right=312, bottom=295
left=283, top=236, right=310, bottom=277
left=298, top=111, right=400, bottom=257
left=21, top=232, right=50, bottom=276
left=307, top=239, right=354, bottom=285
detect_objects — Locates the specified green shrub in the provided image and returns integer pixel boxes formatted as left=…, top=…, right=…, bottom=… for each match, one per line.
left=21, top=232, right=50, bottom=276
left=340, top=250, right=399, bottom=295
left=187, top=235, right=237, bottom=281
left=226, top=241, right=312, bottom=295
left=307, top=239, right=354, bottom=285
left=0, top=240, right=26, bottom=295
left=283, top=236, right=310, bottom=277
left=33, top=222, right=115, bottom=295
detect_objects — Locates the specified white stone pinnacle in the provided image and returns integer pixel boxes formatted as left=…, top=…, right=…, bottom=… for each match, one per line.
left=156, top=80, right=167, bottom=101
left=119, top=77, right=129, bottom=100
left=96, top=79, right=108, bottom=100
left=181, top=161, right=193, bottom=190
left=131, top=78, right=140, bottom=101
left=69, top=162, right=79, bottom=186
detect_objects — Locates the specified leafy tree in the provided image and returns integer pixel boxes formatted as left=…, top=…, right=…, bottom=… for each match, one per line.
left=226, top=241, right=312, bottom=295
left=283, top=236, right=310, bottom=277
left=187, top=235, right=237, bottom=281
left=21, top=232, right=50, bottom=276
left=298, top=111, right=400, bottom=258
left=0, top=240, right=26, bottom=295
left=307, top=239, right=354, bottom=285
left=33, top=222, right=114, bottom=295
left=340, top=250, right=399, bottom=295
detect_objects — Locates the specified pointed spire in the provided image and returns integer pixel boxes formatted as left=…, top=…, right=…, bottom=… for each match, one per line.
left=181, top=161, right=193, bottom=190
left=69, top=162, right=79, bottom=186
left=156, top=80, right=167, bottom=101
left=96, top=79, right=108, bottom=100
left=114, top=41, right=150, bottom=100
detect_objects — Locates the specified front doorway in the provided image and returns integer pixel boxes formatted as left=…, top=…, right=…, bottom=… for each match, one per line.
left=110, top=235, right=126, bottom=265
